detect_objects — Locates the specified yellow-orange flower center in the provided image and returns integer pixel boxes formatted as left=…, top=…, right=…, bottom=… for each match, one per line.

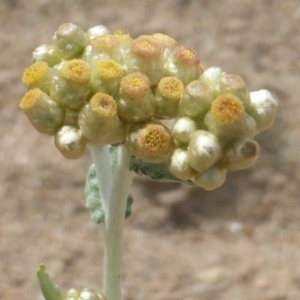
left=158, top=77, right=184, bottom=101
left=152, top=33, right=177, bottom=49
left=91, top=35, right=119, bottom=52
left=113, top=31, right=132, bottom=42
left=120, top=72, right=150, bottom=97
left=131, top=36, right=161, bottom=58
left=95, top=59, right=123, bottom=80
left=173, top=46, right=200, bottom=65
left=22, top=61, right=48, bottom=86
left=90, top=92, right=117, bottom=118
left=211, top=94, right=244, bottom=124
left=138, top=123, right=171, bottom=155
left=61, top=59, right=91, bottom=84
left=19, top=89, right=43, bottom=110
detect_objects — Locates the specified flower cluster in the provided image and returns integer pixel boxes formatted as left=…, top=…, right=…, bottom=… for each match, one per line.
left=20, top=23, right=277, bottom=190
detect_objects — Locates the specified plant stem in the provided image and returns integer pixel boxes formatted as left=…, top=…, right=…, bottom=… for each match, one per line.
left=90, top=144, right=133, bottom=300
left=89, top=145, right=112, bottom=213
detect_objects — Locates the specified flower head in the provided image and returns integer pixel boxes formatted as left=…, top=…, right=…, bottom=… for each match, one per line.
left=95, top=59, right=123, bottom=81
left=158, top=76, right=184, bottom=101
left=173, top=46, right=200, bottom=65
left=125, top=122, right=171, bottom=163
left=120, top=72, right=150, bottom=98
left=90, top=92, right=117, bottom=118
left=131, top=35, right=161, bottom=59
left=210, top=94, right=244, bottom=124
left=91, top=35, right=119, bottom=52
left=61, top=59, right=91, bottom=84
left=22, top=61, right=48, bottom=86
left=138, top=123, right=171, bottom=156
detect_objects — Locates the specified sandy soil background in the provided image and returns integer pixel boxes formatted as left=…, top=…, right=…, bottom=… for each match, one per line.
left=0, top=1, right=299, bottom=299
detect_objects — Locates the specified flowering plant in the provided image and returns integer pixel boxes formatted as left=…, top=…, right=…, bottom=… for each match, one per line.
left=19, top=23, right=278, bottom=300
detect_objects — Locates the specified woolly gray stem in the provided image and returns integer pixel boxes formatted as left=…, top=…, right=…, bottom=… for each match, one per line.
left=90, top=144, right=133, bottom=300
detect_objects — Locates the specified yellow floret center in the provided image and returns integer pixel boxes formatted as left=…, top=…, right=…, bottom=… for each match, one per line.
left=96, top=59, right=122, bottom=80
left=91, top=35, right=119, bottom=51
left=138, top=124, right=171, bottom=155
left=121, top=73, right=150, bottom=97
left=211, top=94, right=244, bottom=124
left=61, top=59, right=91, bottom=84
left=19, top=89, right=43, bottom=110
left=113, top=31, right=132, bottom=42
left=22, top=62, right=48, bottom=86
left=90, top=92, right=117, bottom=118
left=131, top=36, right=161, bottom=58
left=174, top=46, right=200, bottom=65
left=158, top=77, right=184, bottom=100
left=152, top=33, right=177, bottom=48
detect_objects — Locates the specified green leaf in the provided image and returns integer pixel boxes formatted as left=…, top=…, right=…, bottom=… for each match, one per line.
left=130, top=157, right=195, bottom=185
left=85, top=164, right=105, bottom=224
left=85, top=162, right=134, bottom=224
left=37, top=264, right=64, bottom=300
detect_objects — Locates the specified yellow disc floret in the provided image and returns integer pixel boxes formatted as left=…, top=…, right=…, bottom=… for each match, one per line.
left=173, top=46, right=200, bottom=65
left=61, top=59, right=91, bottom=84
left=22, top=61, right=48, bottom=86
left=91, top=35, right=119, bottom=51
left=90, top=92, right=117, bottom=118
left=95, top=59, right=122, bottom=80
left=138, top=123, right=171, bottom=155
left=113, top=31, right=132, bottom=42
left=211, top=94, right=245, bottom=124
left=158, top=77, right=184, bottom=101
left=152, top=33, right=177, bottom=49
left=19, top=88, right=43, bottom=110
left=120, top=72, right=150, bottom=97
left=131, top=35, right=161, bottom=58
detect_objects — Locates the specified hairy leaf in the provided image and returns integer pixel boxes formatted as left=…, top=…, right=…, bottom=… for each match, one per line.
left=131, top=157, right=194, bottom=185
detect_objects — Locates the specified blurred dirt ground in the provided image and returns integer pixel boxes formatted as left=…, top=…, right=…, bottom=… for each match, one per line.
left=0, top=1, right=299, bottom=299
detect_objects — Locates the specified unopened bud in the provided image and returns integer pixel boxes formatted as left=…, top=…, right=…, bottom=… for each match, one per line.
left=200, top=67, right=225, bottom=91
left=117, top=72, right=155, bottom=123
left=193, top=165, right=227, bottom=190
left=171, top=116, right=197, bottom=145
left=179, top=80, right=212, bottom=118
left=166, top=46, right=202, bottom=85
left=188, top=130, right=222, bottom=173
left=19, top=89, right=64, bottom=135
left=87, top=25, right=110, bottom=39
left=78, top=92, right=126, bottom=145
left=205, top=94, right=247, bottom=139
left=220, top=138, right=260, bottom=171
left=55, top=125, right=86, bottom=159
left=65, top=288, right=107, bottom=300
left=125, top=122, right=172, bottom=163
left=65, top=288, right=79, bottom=300
left=248, top=89, right=278, bottom=131
left=169, top=148, right=194, bottom=180
left=32, top=44, right=61, bottom=67
left=155, top=76, right=184, bottom=118
left=52, top=23, right=89, bottom=60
